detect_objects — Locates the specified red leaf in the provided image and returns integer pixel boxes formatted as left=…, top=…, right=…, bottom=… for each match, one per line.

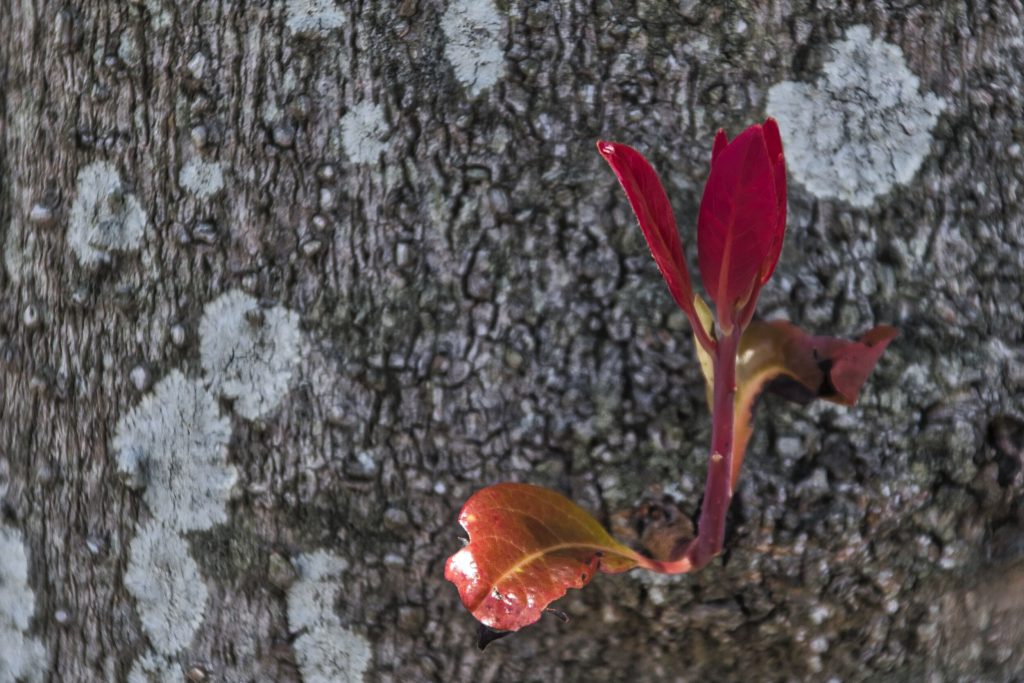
left=445, top=482, right=661, bottom=632
left=758, top=118, right=787, bottom=286
left=697, top=121, right=786, bottom=327
left=711, top=128, right=728, bottom=166
left=596, top=141, right=697, bottom=319
left=727, top=321, right=898, bottom=487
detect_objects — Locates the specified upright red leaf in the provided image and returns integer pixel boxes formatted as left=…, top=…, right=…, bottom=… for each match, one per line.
left=758, top=118, right=787, bottom=286
left=711, top=128, right=728, bottom=166
left=697, top=121, right=784, bottom=328
left=596, top=141, right=697, bottom=320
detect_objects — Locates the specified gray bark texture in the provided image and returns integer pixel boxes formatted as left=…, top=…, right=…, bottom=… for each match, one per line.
left=1, top=1, right=1023, bottom=682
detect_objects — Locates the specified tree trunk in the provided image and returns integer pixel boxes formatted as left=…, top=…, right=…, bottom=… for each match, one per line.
left=2, top=1, right=1022, bottom=681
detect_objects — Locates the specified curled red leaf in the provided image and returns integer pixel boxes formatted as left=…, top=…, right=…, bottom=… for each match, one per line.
left=445, top=482, right=668, bottom=633
left=729, top=321, right=898, bottom=487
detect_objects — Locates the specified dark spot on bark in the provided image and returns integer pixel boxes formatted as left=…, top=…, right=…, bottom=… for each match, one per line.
left=988, top=416, right=1023, bottom=486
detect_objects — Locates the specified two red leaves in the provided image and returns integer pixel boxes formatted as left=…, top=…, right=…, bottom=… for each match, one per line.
left=597, top=118, right=786, bottom=335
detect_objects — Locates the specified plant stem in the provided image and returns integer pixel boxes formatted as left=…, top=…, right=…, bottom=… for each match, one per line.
left=687, top=326, right=740, bottom=570
left=640, top=326, right=740, bottom=575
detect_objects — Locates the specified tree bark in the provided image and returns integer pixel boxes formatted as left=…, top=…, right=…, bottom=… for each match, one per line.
left=1, top=1, right=1023, bottom=681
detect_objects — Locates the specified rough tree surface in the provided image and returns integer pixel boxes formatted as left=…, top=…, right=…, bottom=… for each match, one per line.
left=1, top=1, right=1022, bottom=682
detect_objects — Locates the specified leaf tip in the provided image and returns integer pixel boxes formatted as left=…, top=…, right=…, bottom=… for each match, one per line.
left=711, top=128, right=728, bottom=165
left=763, top=117, right=783, bottom=157
left=596, top=140, right=618, bottom=159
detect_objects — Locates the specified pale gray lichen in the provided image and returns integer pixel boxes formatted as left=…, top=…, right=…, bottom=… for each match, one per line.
left=124, top=524, right=209, bottom=656
left=339, top=101, right=389, bottom=165
left=3, top=221, right=36, bottom=285
left=766, top=25, right=945, bottom=207
left=143, top=0, right=172, bottom=31
left=0, top=528, right=36, bottom=635
left=178, top=158, right=225, bottom=199
left=67, top=161, right=148, bottom=266
left=126, top=651, right=179, bottom=683
left=287, top=550, right=370, bottom=683
left=293, top=625, right=373, bottom=683
left=217, top=601, right=272, bottom=683
left=287, top=550, right=349, bottom=632
left=441, top=0, right=506, bottom=96
left=113, top=370, right=236, bottom=532
left=0, top=525, right=48, bottom=683
left=199, top=290, right=302, bottom=420
left=285, top=0, right=345, bottom=35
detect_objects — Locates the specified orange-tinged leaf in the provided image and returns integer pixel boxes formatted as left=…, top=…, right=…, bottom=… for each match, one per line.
left=445, top=482, right=659, bottom=632
left=728, top=321, right=898, bottom=487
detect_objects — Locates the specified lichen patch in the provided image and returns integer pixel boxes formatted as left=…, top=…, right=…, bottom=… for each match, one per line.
left=287, top=550, right=370, bottom=683
left=126, top=651, right=179, bottom=683
left=3, top=221, right=36, bottom=285
left=441, top=0, right=506, bottom=96
left=293, top=625, right=373, bottom=683
left=178, top=158, right=225, bottom=199
left=286, top=550, right=349, bottom=632
left=286, top=0, right=346, bottom=36
left=67, top=161, right=148, bottom=266
left=113, top=370, right=235, bottom=532
left=339, top=101, right=389, bottom=165
left=766, top=25, right=945, bottom=207
left=199, top=290, right=303, bottom=420
left=124, top=524, right=209, bottom=656
left=0, top=525, right=48, bottom=683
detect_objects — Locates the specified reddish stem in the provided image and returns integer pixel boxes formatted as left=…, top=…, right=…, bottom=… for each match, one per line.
left=689, top=328, right=739, bottom=568
left=655, top=326, right=739, bottom=574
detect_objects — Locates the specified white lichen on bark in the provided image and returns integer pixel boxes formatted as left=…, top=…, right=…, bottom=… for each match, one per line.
left=287, top=550, right=349, bottom=632
left=3, top=221, right=36, bottom=284
left=199, top=290, right=303, bottom=420
left=291, top=625, right=373, bottom=683
left=287, top=550, right=371, bottom=683
left=126, top=651, right=179, bottom=683
left=142, top=0, right=172, bottom=31
left=124, top=524, right=209, bottom=656
left=339, top=101, right=390, bottom=165
left=115, top=362, right=247, bottom=673
left=766, top=25, right=945, bottom=207
left=178, top=158, right=225, bottom=199
left=113, top=370, right=236, bottom=532
left=285, top=0, right=345, bottom=35
left=67, top=161, right=148, bottom=266
left=0, top=525, right=47, bottom=683
left=441, top=0, right=506, bottom=96
left=118, top=289, right=301, bottom=674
